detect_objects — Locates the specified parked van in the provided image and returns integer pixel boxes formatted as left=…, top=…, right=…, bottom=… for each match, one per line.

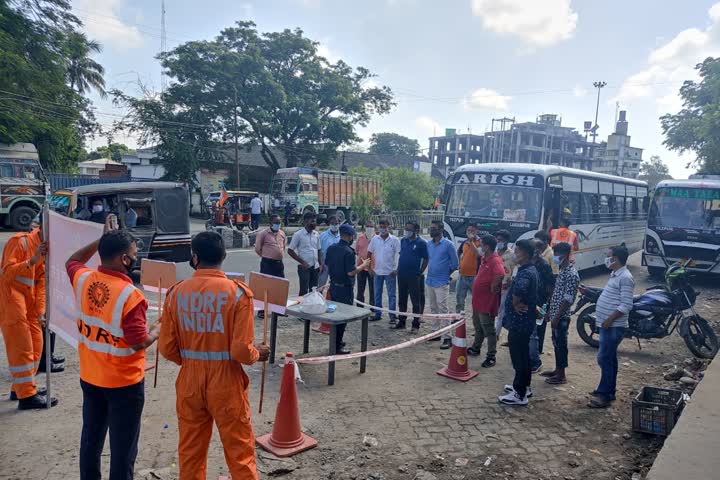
left=49, top=182, right=191, bottom=266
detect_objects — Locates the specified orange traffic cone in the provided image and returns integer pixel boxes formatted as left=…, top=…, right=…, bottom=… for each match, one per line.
left=256, top=353, right=318, bottom=457
left=437, top=320, right=478, bottom=382
left=312, top=289, right=332, bottom=334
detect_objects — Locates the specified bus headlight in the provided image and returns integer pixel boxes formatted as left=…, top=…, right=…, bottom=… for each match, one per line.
left=645, top=236, right=660, bottom=254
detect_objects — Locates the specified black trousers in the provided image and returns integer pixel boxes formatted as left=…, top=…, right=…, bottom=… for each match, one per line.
left=38, top=330, right=56, bottom=371
left=297, top=265, right=319, bottom=296
left=508, top=329, right=532, bottom=398
left=260, top=257, right=285, bottom=278
left=397, top=274, right=423, bottom=328
left=356, top=270, right=374, bottom=307
left=536, top=320, right=547, bottom=355
left=251, top=213, right=261, bottom=231
left=329, top=284, right=352, bottom=349
left=80, top=379, right=145, bottom=480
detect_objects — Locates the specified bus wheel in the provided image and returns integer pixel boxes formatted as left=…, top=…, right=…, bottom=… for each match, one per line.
left=9, top=206, right=37, bottom=231
left=648, top=266, right=665, bottom=278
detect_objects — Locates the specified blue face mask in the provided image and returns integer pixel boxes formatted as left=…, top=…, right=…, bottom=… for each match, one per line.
left=271, top=224, right=281, bottom=232
left=330, top=224, right=339, bottom=233
left=552, top=255, right=563, bottom=265
left=405, top=230, right=414, bottom=239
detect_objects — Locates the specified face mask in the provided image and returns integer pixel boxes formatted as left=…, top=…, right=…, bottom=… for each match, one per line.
left=365, top=227, right=375, bottom=237
left=512, top=253, right=520, bottom=263
left=92, top=205, right=103, bottom=213
left=330, top=224, right=339, bottom=233
left=552, top=255, right=563, bottom=265
left=405, top=230, right=414, bottom=239
left=497, top=242, right=506, bottom=251
left=123, top=255, right=137, bottom=274
left=271, top=224, right=280, bottom=232
left=604, top=257, right=614, bottom=269
left=379, top=227, right=388, bottom=235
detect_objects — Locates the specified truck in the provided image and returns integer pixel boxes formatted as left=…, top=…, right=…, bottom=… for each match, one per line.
left=0, top=143, right=50, bottom=230
left=271, top=167, right=381, bottom=224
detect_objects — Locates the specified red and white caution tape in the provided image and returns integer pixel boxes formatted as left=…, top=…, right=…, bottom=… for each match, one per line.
left=293, top=318, right=465, bottom=366
left=353, top=298, right=464, bottom=320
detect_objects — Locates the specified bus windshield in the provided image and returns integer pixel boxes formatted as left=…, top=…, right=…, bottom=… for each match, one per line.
left=447, top=183, right=543, bottom=223
left=650, top=187, right=720, bottom=229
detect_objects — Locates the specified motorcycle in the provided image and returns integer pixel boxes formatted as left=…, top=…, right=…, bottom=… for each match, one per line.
left=573, top=260, right=719, bottom=359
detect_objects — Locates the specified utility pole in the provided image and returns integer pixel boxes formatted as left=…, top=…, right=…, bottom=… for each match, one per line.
left=591, top=81, right=606, bottom=144
left=160, top=0, right=167, bottom=92
left=233, top=87, right=239, bottom=188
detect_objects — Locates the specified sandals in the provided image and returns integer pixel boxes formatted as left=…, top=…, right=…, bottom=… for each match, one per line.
left=544, top=376, right=567, bottom=385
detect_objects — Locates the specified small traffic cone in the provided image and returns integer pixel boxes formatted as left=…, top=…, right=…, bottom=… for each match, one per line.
left=437, top=320, right=478, bottom=382
left=312, top=289, right=332, bottom=334
left=256, top=353, right=318, bottom=457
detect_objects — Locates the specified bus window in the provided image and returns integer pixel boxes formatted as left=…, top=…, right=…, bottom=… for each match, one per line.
left=599, top=181, right=613, bottom=196
left=599, top=195, right=611, bottom=219
left=562, top=192, right=581, bottom=221
left=582, top=178, right=598, bottom=195
left=580, top=193, right=598, bottom=223
left=625, top=197, right=634, bottom=219
left=614, top=183, right=625, bottom=197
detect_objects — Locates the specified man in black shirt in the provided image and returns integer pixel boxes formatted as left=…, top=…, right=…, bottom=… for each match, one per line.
left=325, top=224, right=370, bottom=354
left=499, top=239, right=539, bottom=406
left=529, top=238, right=556, bottom=372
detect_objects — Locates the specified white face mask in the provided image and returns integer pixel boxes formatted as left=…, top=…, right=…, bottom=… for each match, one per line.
left=405, top=230, right=414, bottom=239
left=330, top=224, right=339, bottom=233
left=92, top=204, right=103, bottom=213
left=604, top=257, right=615, bottom=269
left=365, top=227, right=375, bottom=237
left=497, top=242, right=506, bottom=251
left=379, top=227, right=388, bottom=235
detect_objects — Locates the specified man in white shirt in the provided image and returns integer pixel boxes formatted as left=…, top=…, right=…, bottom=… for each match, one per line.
left=368, top=218, right=401, bottom=323
left=250, top=194, right=263, bottom=231
left=288, top=212, right=321, bottom=295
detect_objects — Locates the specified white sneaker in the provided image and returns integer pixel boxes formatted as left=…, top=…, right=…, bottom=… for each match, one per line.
left=503, top=384, right=533, bottom=398
left=498, top=391, right=528, bottom=406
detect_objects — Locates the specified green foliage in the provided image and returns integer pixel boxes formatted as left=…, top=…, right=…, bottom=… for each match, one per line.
left=87, top=142, right=134, bottom=161
left=639, top=155, right=673, bottom=190
left=369, top=132, right=420, bottom=156
left=350, top=190, right=377, bottom=224
left=123, top=21, right=394, bottom=173
left=379, top=168, right=437, bottom=211
left=661, top=57, right=720, bottom=174
left=65, top=31, right=106, bottom=97
left=0, top=0, right=102, bottom=172
left=347, top=163, right=380, bottom=179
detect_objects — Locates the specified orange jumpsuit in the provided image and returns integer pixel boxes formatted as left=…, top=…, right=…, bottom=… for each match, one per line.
left=159, top=270, right=260, bottom=480
left=0, top=229, right=45, bottom=399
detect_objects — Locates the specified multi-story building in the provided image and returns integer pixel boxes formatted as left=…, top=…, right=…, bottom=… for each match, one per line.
left=592, top=111, right=643, bottom=179
left=428, top=115, right=596, bottom=177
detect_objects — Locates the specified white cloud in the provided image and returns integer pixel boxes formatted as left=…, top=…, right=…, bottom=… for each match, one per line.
left=73, top=0, right=143, bottom=50
left=615, top=2, right=720, bottom=107
left=462, top=88, right=511, bottom=111
left=317, top=40, right=340, bottom=63
left=415, top=116, right=443, bottom=138
left=470, top=0, right=578, bottom=48
left=572, top=85, right=588, bottom=98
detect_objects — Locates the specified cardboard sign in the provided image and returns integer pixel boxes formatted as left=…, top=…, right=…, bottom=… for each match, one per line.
left=140, top=259, right=177, bottom=292
left=248, top=271, right=290, bottom=315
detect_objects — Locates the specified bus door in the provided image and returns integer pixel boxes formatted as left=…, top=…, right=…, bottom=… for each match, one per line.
left=545, top=177, right=562, bottom=231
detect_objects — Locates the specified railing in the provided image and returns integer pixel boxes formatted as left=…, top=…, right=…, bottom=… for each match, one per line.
left=368, top=210, right=445, bottom=232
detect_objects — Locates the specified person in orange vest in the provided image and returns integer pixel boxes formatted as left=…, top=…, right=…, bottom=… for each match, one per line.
left=66, top=215, right=160, bottom=479
left=549, top=217, right=579, bottom=260
left=159, top=231, right=270, bottom=480
left=0, top=218, right=59, bottom=409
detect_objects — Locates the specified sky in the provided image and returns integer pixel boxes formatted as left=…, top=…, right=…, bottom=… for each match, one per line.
left=73, top=0, right=720, bottom=179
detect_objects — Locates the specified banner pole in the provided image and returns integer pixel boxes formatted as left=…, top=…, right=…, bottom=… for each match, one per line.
left=259, top=290, right=268, bottom=414
left=43, top=204, right=51, bottom=409
left=153, top=277, right=162, bottom=388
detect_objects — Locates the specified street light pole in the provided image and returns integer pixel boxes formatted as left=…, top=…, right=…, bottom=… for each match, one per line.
left=591, top=81, right=606, bottom=144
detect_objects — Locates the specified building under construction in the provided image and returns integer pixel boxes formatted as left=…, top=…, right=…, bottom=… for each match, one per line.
left=428, top=114, right=596, bottom=177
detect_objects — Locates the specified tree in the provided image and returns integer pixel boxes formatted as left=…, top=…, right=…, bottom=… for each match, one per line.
left=87, top=143, right=134, bottom=161
left=0, top=0, right=102, bottom=171
left=65, top=32, right=106, bottom=98
left=369, top=132, right=420, bottom=156
left=379, top=168, right=437, bottom=211
left=129, top=22, right=394, bottom=172
left=639, top=155, right=673, bottom=190
left=661, top=57, right=720, bottom=174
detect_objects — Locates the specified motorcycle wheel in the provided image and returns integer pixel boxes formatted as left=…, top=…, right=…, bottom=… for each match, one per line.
left=576, top=305, right=600, bottom=348
left=682, top=315, right=719, bottom=359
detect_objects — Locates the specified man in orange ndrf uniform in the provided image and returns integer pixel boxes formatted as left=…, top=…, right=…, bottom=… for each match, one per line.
left=67, top=216, right=160, bottom=480
left=0, top=217, right=59, bottom=409
left=549, top=217, right=580, bottom=260
left=159, top=231, right=270, bottom=480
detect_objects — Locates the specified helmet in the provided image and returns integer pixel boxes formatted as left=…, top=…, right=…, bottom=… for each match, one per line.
left=665, top=264, right=688, bottom=290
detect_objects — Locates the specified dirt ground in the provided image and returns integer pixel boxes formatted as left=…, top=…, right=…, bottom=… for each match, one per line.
left=0, top=252, right=717, bottom=480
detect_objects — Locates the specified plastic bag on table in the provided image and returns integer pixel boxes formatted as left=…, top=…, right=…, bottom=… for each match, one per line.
left=300, top=287, right=327, bottom=314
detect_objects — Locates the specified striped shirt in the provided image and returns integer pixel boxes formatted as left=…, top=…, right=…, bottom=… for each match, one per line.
left=595, top=266, right=634, bottom=328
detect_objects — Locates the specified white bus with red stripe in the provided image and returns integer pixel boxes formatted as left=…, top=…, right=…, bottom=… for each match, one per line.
left=443, top=163, right=649, bottom=272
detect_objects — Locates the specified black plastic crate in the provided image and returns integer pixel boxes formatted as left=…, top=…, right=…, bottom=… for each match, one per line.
left=632, top=386, right=685, bottom=436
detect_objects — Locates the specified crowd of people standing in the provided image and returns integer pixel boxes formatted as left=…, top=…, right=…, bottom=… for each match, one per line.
left=256, top=212, right=635, bottom=409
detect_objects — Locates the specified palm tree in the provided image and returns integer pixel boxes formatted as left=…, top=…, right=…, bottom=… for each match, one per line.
left=66, top=32, right=106, bottom=98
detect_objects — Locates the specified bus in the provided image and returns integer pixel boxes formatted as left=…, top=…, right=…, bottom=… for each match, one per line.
left=644, top=177, right=720, bottom=275
left=443, top=163, right=649, bottom=272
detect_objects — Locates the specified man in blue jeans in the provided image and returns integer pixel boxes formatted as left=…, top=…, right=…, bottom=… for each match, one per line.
left=589, top=245, right=634, bottom=408
left=368, top=218, right=401, bottom=322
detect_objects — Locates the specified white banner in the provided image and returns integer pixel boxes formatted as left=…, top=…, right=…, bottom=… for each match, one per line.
left=47, top=211, right=103, bottom=348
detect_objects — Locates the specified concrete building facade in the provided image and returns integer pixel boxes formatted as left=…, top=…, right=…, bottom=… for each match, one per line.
left=592, top=111, right=643, bottom=178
